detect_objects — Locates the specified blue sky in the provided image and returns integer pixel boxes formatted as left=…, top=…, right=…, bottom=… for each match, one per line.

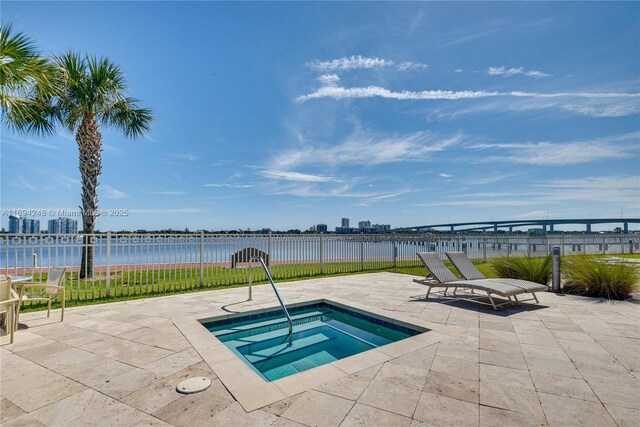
left=1, top=2, right=639, bottom=232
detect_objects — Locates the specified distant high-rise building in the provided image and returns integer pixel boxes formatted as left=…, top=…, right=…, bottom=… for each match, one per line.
left=8, top=215, right=22, bottom=234
left=48, top=217, right=79, bottom=234
left=373, top=224, right=391, bottom=232
left=358, top=220, right=371, bottom=229
left=316, top=224, right=328, bottom=232
left=341, top=218, right=350, bottom=228
left=23, top=219, right=40, bottom=234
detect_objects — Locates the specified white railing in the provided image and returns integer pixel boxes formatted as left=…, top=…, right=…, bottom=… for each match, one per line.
left=1, top=232, right=638, bottom=302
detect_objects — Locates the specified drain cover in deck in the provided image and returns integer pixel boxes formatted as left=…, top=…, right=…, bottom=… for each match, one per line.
left=176, top=377, right=212, bottom=394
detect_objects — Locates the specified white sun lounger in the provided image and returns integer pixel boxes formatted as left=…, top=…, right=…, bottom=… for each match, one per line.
left=445, top=251, right=548, bottom=303
left=414, top=252, right=532, bottom=310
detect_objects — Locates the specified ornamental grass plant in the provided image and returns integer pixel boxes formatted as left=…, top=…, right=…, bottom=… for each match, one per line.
left=491, top=255, right=552, bottom=285
left=563, top=256, right=639, bottom=300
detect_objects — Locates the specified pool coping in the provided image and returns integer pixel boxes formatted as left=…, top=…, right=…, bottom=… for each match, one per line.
left=173, top=296, right=465, bottom=412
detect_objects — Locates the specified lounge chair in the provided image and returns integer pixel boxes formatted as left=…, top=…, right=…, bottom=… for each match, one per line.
left=445, top=252, right=548, bottom=303
left=1, top=277, right=20, bottom=343
left=414, top=252, right=531, bottom=310
left=15, top=267, right=66, bottom=326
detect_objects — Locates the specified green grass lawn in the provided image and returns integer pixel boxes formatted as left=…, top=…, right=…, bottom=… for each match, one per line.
left=18, top=253, right=640, bottom=312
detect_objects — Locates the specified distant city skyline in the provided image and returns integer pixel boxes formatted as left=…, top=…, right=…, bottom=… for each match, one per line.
left=1, top=2, right=638, bottom=232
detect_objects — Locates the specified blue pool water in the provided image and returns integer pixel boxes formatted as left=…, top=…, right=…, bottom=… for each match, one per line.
left=203, top=302, right=421, bottom=381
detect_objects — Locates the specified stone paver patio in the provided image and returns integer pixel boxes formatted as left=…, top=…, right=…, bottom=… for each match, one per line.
left=1, top=272, right=639, bottom=426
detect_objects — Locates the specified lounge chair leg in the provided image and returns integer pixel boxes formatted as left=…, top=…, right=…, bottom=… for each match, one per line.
left=47, top=299, right=51, bottom=318
left=486, top=292, right=498, bottom=311
left=532, top=293, right=539, bottom=303
left=8, top=306, right=14, bottom=344
left=15, top=287, right=24, bottom=332
left=443, top=288, right=448, bottom=296
left=426, top=286, right=432, bottom=299
left=453, top=287, right=458, bottom=296
left=61, top=288, right=65, bottom=322
left=513, top=295, right=520, bottom=306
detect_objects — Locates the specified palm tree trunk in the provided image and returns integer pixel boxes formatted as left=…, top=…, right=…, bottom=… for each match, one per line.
left=77, top=113, right=102, bottom=279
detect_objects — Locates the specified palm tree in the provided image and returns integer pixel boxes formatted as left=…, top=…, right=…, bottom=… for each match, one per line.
left=0, top=24, right=57, bottom=134
left=48, top=52, right=152, bottom=278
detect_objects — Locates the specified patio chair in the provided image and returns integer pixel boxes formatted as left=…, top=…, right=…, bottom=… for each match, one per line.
left=15, top=267, right=66, bottom=326
left=1, top=277, right=20, bottom=343
left=414, top=252, right=529, bottom=310
left=445, top=252, right=548, bottom=303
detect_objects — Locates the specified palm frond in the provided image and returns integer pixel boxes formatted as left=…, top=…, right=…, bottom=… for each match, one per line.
left=0, top=23, right=58, bottom=135
left=101, top=97, right=152, bottom=138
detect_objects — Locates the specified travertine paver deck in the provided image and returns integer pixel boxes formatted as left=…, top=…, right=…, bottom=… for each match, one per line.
left=1, top=272, right=639, bottom=426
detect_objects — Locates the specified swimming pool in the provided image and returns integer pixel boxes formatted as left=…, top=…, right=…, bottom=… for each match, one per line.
left=203, top=302, right=422, bottom=381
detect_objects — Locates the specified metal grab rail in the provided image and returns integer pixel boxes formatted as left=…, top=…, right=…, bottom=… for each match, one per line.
left=248, top=256, right=293, bottom=336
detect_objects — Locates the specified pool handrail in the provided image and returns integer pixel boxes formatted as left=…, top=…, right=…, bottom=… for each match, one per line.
left=249, top=256, right=293, bottom=336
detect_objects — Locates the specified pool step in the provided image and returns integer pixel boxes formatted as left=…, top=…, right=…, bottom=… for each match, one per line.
left=212, top=310, right=330, bottom=338
left=215, top=312, right=330, bottom=341
left=243, top=332, right=334, bottom=363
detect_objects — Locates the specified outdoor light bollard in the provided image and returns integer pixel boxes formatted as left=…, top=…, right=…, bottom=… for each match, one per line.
left=552, top=245, right=561, bottom=293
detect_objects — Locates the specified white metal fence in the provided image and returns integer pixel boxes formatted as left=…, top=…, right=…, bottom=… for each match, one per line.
left=2, top=232, right=638, bottom=302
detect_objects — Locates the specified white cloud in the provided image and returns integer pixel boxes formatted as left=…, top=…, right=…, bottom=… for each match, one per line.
left=525, top=70, right=552, bottom=79
left=260, top=170, right=340, bottom=183
left=538, top=176, right=640, bottom=204
left=296, top=86, right=501, bottom=102
left=468, top=173, right=524, bottom=185
left=418, top=199, right=541, bottom=208
left=102, top=185, right=128, bottom=199
left=204, top=183, right=256, bottom=188
left=306, top=55, right=427, bottom=72
left=469, top=133, right=638, bottom=166
left=430, top=93, right=640, bottom=119
left=307, top=55, right=394, bottom=71
left=318, top=74, right=340, bottom=87
left=272, top=131, right=464, bottom=170
left=173, top=153, right=197, bottom=161
left=397, top=61, right=428, bottom=71
left=439, top=173, right=453, bottom=178
left=8, top=176, right=36, bottom=191
left=454, top=68, right=464, bottom=73
left=487, top=66, right=552, bottom=78
left=129, top=208, right=204, bottom=214
left=420, top=175, right=640, bottom=208
left=150, top=191, right=186, bottom=196
left=296, top=81, right=639, bottom=118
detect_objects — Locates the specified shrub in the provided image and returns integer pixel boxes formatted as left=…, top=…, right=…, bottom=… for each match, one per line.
left=563, top=256, right=639, bottom=300
left=492, top=255, right=552, bottom=285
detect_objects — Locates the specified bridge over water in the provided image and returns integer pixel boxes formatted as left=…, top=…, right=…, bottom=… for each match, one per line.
left=394, top=218, right=640, bottom=233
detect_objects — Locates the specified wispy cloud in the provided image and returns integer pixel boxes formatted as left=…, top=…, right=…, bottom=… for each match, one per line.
left=8, top=176, right=36, bottom=191
left=430, top=93, right=640, bottom=119
left=539, top=176, right=640, bottom=204
left=102, top=185, right=128, bottom=199
left=2, top=134, right=63, bottom=151
left=468, top=132, right=638, bottom=166
left=439, top=173, right=453, bottom=178
left=129, top=208, right=204, bottom=215
left=150, top=191, right=186, bottom=196
left=397, top=61, right=428, bottom=71
left=418, top=175, right=639, bottom=208
left=307, top=55, right=394, bottom=71
left=204, top=183, right=257, bottom=188
left=468, top=173, right=523, bottom=186
left=296, top=82, right=636, bottom=103
left=260, top=170, right=341, bottom=183
left=173, top=153, right=197, bottom=161
left=271, top=131, right=464, bottom=170
left=487, top=66, right=552, bottom=79
left=306, top=55, right=427, bottom=72
left=297, top=79, right=640, bottom=119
